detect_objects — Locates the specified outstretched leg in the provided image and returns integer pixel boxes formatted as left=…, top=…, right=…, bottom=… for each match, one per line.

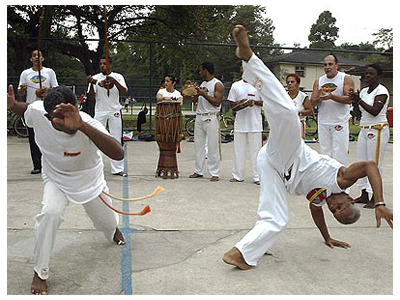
left=232, top=25, right=253, bottom=62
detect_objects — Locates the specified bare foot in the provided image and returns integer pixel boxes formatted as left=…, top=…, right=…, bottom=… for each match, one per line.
left=222, top=247, right=253, bottom=270
left=363, top=199, right=375, bottom=209
left=232, top=25, right=253, bottom=61
left=113, top=227, right=125, bottom=245
left=354, top=189, right=369, bottom=204
left=31, top=271, right=48, bottom=295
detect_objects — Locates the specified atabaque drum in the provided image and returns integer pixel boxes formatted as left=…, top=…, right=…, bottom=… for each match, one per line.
left=155, top=101, right=182, bottom=179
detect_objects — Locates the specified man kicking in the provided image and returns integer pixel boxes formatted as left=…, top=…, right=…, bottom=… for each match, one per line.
left=7, top=85, right=126, bottom=294
left=223, top=25, right=393, bottom=270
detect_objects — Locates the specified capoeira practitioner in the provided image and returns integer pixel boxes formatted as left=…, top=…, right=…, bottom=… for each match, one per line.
left=7, top=85, right=126, bottom=294
left=189, top=62, right=224, bottom=182
left=349, top=64, right=390, bottom=208
left=227, top=66, right=263, bottom=184
left=87, top=56, right=128, bottom=177
left=310, top=54, right=355, bottom=166
left=223, top=25, right=393, bottom=270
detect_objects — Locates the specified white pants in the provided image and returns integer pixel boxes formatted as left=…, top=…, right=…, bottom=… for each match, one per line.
left=95, top=111, right=124, bottom=174
left=232, top=132, right=262, bottom=182
left=235, top=54, right=302, bottom=266
left=193, top=114, right=220, bottom=177
left=34, top=181, right=119, bottom=280
left=318, top=122, right=349, bottom=166
left=357, top=126, right=389, bottom=194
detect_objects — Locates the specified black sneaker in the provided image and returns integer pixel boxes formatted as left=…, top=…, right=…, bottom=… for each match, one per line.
left=31, top=169, right=41, bottom=174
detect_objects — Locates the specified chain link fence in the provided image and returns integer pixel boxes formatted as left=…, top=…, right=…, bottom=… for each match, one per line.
left=7, top=37, right=393, bottom=138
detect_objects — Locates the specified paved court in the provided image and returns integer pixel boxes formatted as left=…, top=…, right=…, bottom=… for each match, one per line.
left=7, top=136, right=393, bottom=295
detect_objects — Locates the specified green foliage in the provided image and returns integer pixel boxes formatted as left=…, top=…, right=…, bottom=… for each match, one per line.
left=308, top=11, right=339, bottom=49
left=372, top=28, right=393, bottom=49
left=8, top=5, right=276, bottom=91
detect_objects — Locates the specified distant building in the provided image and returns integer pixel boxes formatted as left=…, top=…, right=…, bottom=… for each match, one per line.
left=262, top=50, right=365, bottom=94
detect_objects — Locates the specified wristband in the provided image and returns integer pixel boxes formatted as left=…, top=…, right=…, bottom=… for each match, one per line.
left=374, top=202, right=386, bottom=207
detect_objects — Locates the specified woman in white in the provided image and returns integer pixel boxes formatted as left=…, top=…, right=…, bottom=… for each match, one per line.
left=349, top=64, right=390, bottom=208
left=286, top=73, right=313, bottom=139
left=156, top=75, right=183, bottom=104
left=155, top=75, right=183, bottom=178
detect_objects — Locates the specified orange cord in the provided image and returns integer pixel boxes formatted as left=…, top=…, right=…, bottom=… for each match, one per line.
left=99, top=194, right=151, bottom=216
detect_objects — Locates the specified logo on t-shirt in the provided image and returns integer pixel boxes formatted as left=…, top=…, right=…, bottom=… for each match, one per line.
left=334, top=125, right=343, bottom=131
left=30, top=75, right=47, bottom=84
left=321, top=82, right=338, bottom=93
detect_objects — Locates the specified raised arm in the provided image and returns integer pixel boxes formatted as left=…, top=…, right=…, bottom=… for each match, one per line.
left=52, top=103, right=124, bottom=161
left=7, top=84, right=28, bottom=116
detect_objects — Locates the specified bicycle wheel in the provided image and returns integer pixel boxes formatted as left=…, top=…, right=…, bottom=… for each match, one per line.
left=305, top=115, right=318, bottom=136
left=185, top=117, right=195, bottom=136
left=221, top=116, right=235, bottom=135
left=14, top=116, right=28, bottom=138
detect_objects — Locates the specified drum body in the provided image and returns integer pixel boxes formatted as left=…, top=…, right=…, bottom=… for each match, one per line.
left=155, top=102, right=182, bottom=179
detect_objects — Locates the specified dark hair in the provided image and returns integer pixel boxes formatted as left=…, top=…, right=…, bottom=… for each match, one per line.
left=31, top=50, right=43, bottom=57
left=101, top=56, right=113, bottom=64
left=165, top=74, right=179, bottom=85
left=43, top=86, right=77, bottom=114
left=325, top=54, right=339, bottom=64
left=367, top=63, right=383, bottom=76
left=201, top=61, right=215, bottom=74
left=286, top=73, right=301, bottom=84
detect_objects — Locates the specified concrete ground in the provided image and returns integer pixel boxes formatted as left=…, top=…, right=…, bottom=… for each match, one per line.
left=7, top=135, right=393, bottom=295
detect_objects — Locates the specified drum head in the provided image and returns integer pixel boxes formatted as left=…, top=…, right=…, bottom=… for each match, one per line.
left=181, top=83, right=199, bottom=98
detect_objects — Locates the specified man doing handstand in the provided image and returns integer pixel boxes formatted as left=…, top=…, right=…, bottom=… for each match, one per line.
left=223, top=25, right=393, bottom=270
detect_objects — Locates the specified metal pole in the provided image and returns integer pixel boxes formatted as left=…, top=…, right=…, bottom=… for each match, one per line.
left=148, top=41, right=153, bottom=134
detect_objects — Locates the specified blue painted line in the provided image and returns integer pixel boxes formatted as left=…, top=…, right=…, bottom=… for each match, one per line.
left=120, top=143, right=133, bottom=295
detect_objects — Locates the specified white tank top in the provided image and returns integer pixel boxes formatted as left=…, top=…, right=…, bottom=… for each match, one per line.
left=292, top=91, right=308, bottom=121
left=359, top=84, right=389, bottom=126
left=196, top=77, right=222, bottom=113
left=318, top=71, right=350, bottom=125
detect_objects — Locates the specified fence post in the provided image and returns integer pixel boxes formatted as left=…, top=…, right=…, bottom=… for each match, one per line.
left=149, top=41, right=153, bottom=134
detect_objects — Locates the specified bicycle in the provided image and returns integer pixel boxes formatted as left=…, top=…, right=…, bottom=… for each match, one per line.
left=7, top=110, right=29, bottom=138
left=305, top=114, right=318, bottom=137
left=184, top=112, right=235, bottom=138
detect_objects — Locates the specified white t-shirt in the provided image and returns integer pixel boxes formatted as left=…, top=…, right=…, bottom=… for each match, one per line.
left=291, top=91, right=309, bottom=121
left=157, top=88, right=183, bottom=104
left=227, top=80, right=262, bottom=132
left=359, top=84, right=389, bottom=126
left=196, top=77, right=222, bottom=114
left=24, top=101, right=111, bottom=204
left=318, top=71, right=350, bottom=125
left=89, top=72, right=128, bottom=113
left=18, top=67, right=58, bottom=104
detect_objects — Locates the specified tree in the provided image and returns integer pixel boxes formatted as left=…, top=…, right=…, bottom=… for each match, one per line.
left=7, top=5, right=277, bottom=95
left=308, top=11, right=339, bottom=49
left=372, top=28, right=393, bottom=50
